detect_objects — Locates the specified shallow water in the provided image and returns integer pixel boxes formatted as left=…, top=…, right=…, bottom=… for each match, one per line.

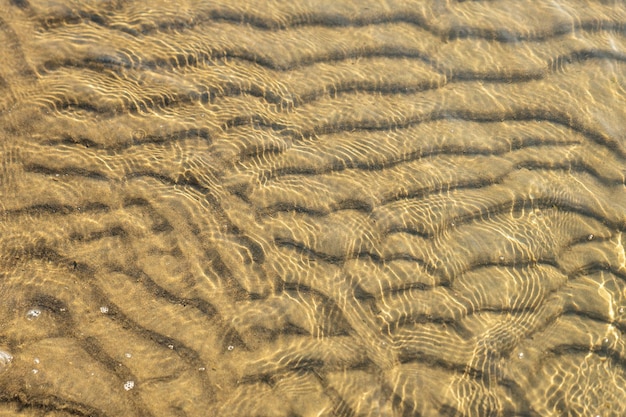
left=1, top=0, right=626, bottom=416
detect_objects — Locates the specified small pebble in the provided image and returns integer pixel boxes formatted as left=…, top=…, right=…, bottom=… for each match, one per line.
left=26, top=309, right=41, bottom=320
left=124, top=380, right=135, bottom=391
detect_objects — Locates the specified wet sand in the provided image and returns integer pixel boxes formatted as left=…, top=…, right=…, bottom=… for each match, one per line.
left=1, top=0, right=626, bottom=416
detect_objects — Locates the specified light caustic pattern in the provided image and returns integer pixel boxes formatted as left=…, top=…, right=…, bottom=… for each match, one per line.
left=1, top=0, right=626, bottom=416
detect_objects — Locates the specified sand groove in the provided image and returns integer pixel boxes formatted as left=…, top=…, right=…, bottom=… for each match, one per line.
left=1, top=0, right=626, bottom=416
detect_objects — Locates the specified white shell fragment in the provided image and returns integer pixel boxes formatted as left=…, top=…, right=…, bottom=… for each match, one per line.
left=0, top=350, right=13, bottom=369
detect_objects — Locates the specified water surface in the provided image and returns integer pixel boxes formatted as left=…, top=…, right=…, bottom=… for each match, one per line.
left=1, top=0, right=626, bottom=416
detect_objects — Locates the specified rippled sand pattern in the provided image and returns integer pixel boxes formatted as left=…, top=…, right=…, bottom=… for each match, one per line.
left=1, top=0, right=626, bottom=416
